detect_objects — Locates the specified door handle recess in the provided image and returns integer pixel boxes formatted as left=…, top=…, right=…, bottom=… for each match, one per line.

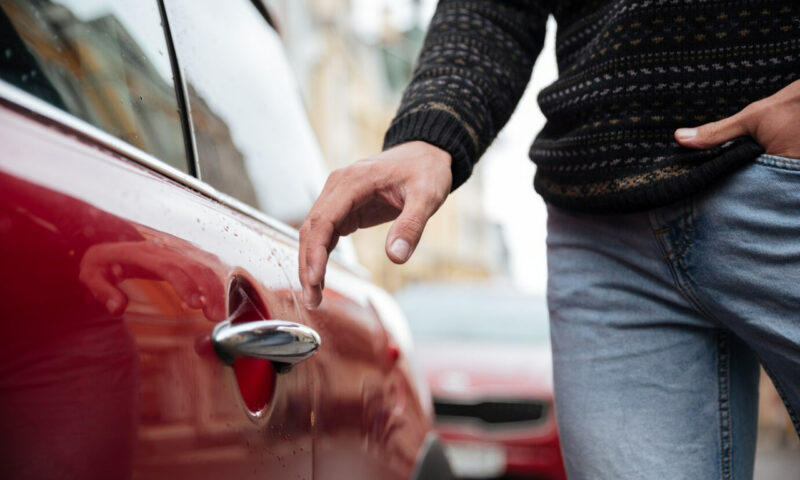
left=212, top=319, right=321, bottom=370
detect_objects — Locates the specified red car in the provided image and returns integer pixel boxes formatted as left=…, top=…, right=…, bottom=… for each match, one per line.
left=396, top=283, right=567, bottom=480
left=0, top=1, right=453, bottom=478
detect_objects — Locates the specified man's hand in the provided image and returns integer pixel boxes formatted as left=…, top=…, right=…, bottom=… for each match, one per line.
left=299, top=141, right=453, bottom=309
left=675, top=79, right=800, bottom=158
left=79, top=239, right=226, bottom=321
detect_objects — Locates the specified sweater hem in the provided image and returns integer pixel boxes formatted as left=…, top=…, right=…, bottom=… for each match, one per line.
left=535, top=139, right=765, bottom=213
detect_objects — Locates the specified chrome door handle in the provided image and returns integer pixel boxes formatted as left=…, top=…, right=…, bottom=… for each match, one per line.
left=212, top=319, right=321, bottom=369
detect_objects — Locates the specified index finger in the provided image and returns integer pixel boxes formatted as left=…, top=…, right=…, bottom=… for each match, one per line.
left=299, top=171, right=372, bottom=307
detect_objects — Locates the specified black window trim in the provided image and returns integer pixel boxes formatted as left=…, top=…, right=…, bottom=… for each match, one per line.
left=159, top=0, right=364, bottom=271
left=159, top=0, right=281, bottom=189
left=157, top=0, right=198, bottom=177
left=250, top=0, right=277, bottom=31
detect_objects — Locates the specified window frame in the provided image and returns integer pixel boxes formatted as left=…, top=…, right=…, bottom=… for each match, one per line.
left=0, top=0, right=295, bottom=238
left=0, top=0, right=194, bottom=175
left=0, top=78, right=298, bottom=243
left=161, top=0, right=323, bottom=228
left=156, top=0, right=318, bottom=243
left=157, top=0, right=198, bottom=177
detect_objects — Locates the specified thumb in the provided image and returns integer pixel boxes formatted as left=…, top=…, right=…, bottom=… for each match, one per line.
left=78, top=262, right=128, bottom=315
left=385, top=196, right=435, bottom=264
left=675, top=113, right=750, bottom=150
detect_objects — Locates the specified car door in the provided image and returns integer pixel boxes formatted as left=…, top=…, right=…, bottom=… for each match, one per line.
left=160, top=1, right=433, bottom=478
left=0, top=1, right=315, bottom=478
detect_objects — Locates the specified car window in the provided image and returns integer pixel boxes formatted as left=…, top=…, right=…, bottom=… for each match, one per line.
left=164, top=0, right=328, bottom=228
left=0, top=0, right=188, bottom=173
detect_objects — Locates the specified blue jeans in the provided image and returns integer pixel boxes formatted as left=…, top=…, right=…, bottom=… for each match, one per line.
left=546, top=154, right=800, bottom=479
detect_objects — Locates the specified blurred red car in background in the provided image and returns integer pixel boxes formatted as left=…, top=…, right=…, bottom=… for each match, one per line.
left=396, top=283, right=567, bottom=480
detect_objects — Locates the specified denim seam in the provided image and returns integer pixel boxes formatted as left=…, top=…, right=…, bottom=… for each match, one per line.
left=675, top=192, right=800, bottom=443
left=755, top=155, right=800, bottom=171
left=652, top=221, right=675, bottom=259
left=716, top=330, right=733, bottom=480
left=661, top=202, right=688, bottom=260
left=649, top=205, right=735, bottom=479
left=660, top=200, right=719, bottom=322
left=654, top=200, right=693, bottom=261
left=671, top=200, right=696, bottom=263
left=673, top=203, right=738, bottom=479
left=666, top=214, right=800, bottom=472
left=671, top=201, right=715, bottom=316
left=672, top=259, right=719, bottom=323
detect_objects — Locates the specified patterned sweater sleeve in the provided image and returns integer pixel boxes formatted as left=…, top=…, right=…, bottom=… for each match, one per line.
left=383, top=0, right=550, bottom=190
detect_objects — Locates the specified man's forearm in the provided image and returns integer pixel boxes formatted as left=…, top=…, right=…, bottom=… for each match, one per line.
left=383, top=0, right=550, bottom=191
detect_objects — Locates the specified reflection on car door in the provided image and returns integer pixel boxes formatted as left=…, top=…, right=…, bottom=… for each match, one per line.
left=0, top=111, right=318, bottom=480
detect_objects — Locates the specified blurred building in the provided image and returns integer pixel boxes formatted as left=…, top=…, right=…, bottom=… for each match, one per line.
left=265, top=0, right=510, bottom=291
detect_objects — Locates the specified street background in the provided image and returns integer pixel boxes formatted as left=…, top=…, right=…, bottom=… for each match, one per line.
left=263, top=1, right=800, bottom=477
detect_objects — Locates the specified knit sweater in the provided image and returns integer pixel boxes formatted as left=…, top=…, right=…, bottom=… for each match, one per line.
left=383, top=0, right=800, bottom=212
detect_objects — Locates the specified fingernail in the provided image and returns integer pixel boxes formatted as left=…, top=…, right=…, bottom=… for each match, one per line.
left=302, top=289, right=316, bottom=310
left=676, top=128, right=698, bottom=140
left=106, top=298, right=120, bottom=314
left=390, top=239, right=411, bottom=261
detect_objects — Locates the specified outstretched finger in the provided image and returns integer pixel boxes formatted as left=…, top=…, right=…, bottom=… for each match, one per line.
left=299, top=174, right=374, bottom=308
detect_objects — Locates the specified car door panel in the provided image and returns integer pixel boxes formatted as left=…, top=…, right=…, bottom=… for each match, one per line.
left=0, top=105, right=313, bottom=480
left=160, top=0, right=433, bottom=475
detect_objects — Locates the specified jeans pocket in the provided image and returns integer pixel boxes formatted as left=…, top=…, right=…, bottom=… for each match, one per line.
left=755, top=153, right=800, bottom=172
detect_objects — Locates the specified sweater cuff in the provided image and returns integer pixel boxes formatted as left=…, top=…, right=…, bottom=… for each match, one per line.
left=383, top=108, right=478, bottom=191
